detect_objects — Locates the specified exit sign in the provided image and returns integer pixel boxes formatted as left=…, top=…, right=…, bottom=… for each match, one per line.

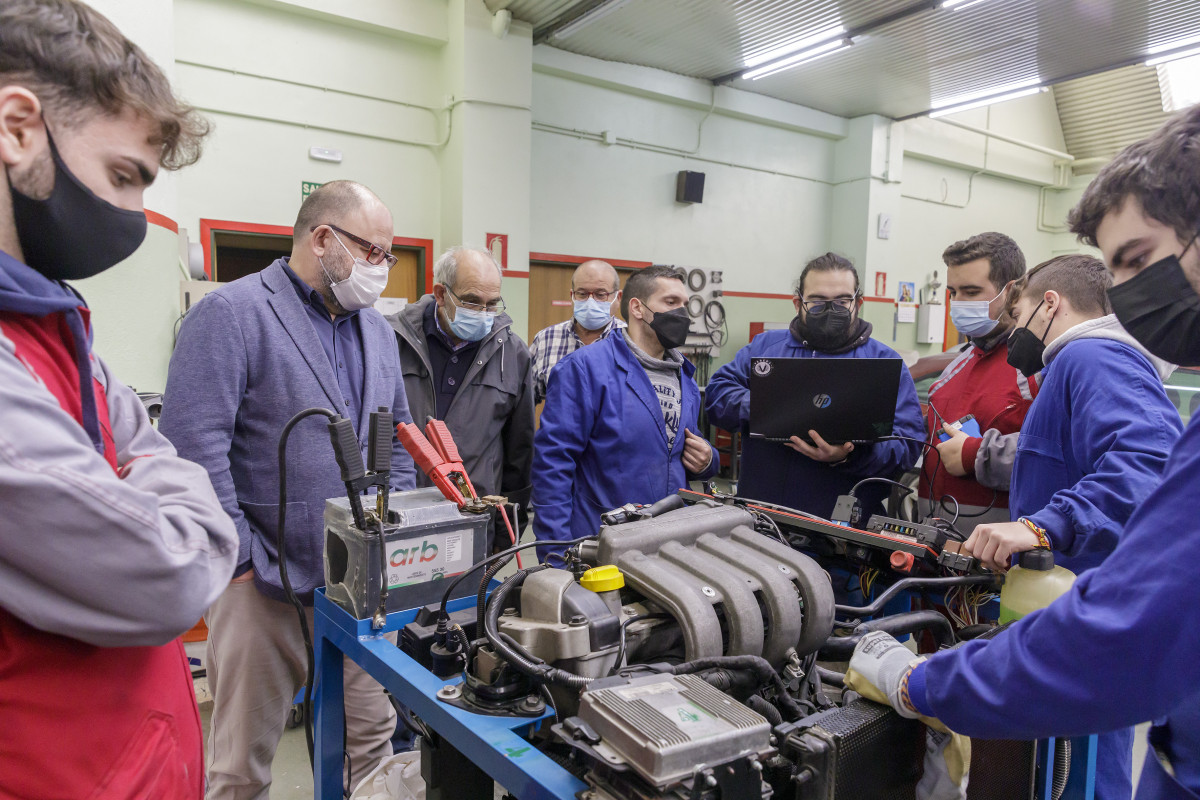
left=301, top=181, right=323, bottom=201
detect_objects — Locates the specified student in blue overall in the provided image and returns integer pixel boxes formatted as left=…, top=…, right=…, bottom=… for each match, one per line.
left=844, top=104, right=1200, bottom=800
left=533, top=265, right=719, bottom=561
left=705, top=252, right=923, bottom=519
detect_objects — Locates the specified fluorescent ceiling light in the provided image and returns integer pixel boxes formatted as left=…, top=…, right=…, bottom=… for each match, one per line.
left=929, top=78, right=1044, bottom=117
left=743, top=24, right=846, bottom=68
left=550, top=0, right=634, bottom=39
left=742, top=39, right=850, bottom=81
left=1147, top=45, right=1200, bottom=67
left=1157, top=53, right=1200, bottom=112
left=941, top=0, right=993, bottom=9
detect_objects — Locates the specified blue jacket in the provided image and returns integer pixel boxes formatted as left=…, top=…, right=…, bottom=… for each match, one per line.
left=160, top=259, right=416, bottom=602
left=532, top=332, right=719, bottom=553
left=909, top=410, right=1200, bottom=797
left=705, top=328, right=923, bottom=517
left=1011, top=334, right=1181, bottom=574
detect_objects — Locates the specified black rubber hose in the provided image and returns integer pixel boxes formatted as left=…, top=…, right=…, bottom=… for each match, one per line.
left=664, top=655, right=804, bottom=721
left=482, top=566, right=594, bottom=689
left=746, top=694, right=784, bottom=727
left=819, top=610, right=956, bottom=660
left=835, top=575, right=1000, bottom=618
left=816, top=666, right=845, bottom=687
left=477, top=554, right=511, bottom=635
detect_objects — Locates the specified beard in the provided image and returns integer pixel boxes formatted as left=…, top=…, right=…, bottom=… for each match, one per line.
left=318, top=250, right=352, bottom=315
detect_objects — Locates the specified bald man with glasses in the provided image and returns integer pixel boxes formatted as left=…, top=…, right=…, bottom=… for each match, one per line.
left=530, top=259, right=627, bottom=404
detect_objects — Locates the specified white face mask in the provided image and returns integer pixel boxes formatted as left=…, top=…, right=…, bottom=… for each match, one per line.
left=321, top=231, right=389, bottom=311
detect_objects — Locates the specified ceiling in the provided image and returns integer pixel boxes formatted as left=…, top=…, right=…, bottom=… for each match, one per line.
left=498, top=0, right=1200, bottom=153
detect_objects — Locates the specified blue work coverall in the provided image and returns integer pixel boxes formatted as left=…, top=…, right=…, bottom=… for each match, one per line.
left=912, top=336, right=1183, bottom=800
left=705, top=328, right=923, bottom=518
left=909, top=409, right=1200, bottom=798
left=532, top=332, right=719, bottom=556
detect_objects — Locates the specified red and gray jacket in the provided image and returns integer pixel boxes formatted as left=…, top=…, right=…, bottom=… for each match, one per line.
left=919, top=336, right=1039, bottom=512
left=0, top=248, right=237, bottom=799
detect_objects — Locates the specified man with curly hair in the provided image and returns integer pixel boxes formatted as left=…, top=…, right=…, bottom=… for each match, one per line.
left=0, top=2, right=237, bottom=798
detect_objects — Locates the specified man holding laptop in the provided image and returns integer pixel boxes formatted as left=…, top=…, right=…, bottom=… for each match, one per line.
left=706, top=253, right=923, bottom=518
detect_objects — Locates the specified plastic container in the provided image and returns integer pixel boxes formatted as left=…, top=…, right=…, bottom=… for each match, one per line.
left=998, top=549, right=1076, bottom=624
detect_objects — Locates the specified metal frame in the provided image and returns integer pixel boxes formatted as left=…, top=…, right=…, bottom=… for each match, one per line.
left=313, top=588, right=586, bottom=800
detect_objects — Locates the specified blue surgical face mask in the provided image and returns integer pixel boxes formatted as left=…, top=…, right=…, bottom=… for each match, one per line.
left=949, top=286, right=1006, bottom=338
left=448, top=303, right=494, bottom=342
left=573, top=297, right=613, bottom=331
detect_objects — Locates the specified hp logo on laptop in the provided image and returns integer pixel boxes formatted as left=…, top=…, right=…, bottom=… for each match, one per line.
left=753, top=360, right=772, bottom=376
left=812, top=394, right=832, bottom=409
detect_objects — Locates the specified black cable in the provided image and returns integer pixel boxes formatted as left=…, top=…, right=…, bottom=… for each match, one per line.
left=849, top=476, right=913, bottom=499
left=660, top=655, right=805, bottom=721
left=955, top=489, right=1000, bottom=518
left=834, top=574, right=999, bottom=618
left=938, top=494, right=961, bottom=525
left=277, top=407, right=339, bottom=766
left=439, top=534, right=599, bottom=621
left=477, top=554, right=512, bottom=637
left=611, top=613, right=673, bottom=675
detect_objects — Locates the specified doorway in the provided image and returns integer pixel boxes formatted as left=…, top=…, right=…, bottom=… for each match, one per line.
left=527, top=259, right=638, bottom=342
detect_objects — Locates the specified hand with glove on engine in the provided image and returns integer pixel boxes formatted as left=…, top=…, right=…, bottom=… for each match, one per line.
left=845, top=631, right=971, bottom=800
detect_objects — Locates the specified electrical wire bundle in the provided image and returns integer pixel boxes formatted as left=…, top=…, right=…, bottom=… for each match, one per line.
left=943, top=583, right=998, bottom=628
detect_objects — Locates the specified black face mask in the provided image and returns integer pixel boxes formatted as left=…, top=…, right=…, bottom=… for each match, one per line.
left=1107, top=252, right=1200, bottom=367
left=646, top=306, right=691, bottom=350
left=1006, top=299, right=1051, bottom=378
left=798, top=304, right=855, bottom=351
left=8, top=128, right=148, bottom=281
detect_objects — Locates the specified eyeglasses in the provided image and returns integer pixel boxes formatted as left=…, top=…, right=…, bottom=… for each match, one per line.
left=800, top=295, right=858, bottom=313
left=312, top=224, right=398, bottom=268
left=572, top=289, right=616, bottom=302
left=448, top=287, right=506, bottom=315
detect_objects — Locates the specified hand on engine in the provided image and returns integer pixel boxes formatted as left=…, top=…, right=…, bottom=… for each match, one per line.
left=962, top=521, right=1042, bottom=572
left=845, top=631, right=971, bottom=800
left=788, top=429, right=854, bottom=463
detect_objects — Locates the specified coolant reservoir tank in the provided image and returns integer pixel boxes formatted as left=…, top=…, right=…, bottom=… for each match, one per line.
left=998, top=549, right=1076, bottom=624
left=580, top=565, right=624, bottom=619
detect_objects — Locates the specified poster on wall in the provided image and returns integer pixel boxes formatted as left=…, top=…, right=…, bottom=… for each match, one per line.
left=874, top=271, right=887, bottom=297
left=486, top=233, right=508, bottom=268
left=897, top=281, right=915, bottom=304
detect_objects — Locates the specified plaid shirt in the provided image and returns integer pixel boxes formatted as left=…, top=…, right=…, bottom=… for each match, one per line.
left=530, top=315, right=626, bottom=403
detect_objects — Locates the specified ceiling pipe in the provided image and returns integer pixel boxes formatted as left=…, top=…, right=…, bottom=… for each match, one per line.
left=931, top=117, right=1075, bottom=162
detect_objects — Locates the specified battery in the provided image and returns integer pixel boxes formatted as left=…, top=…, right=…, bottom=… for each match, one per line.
left=323, top=487, right=489, bottom=619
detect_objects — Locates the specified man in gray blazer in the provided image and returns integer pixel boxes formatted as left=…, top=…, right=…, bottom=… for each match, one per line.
left=161, top=181, right=416, bottom=798
left=389, top=246, right=534, bottom=549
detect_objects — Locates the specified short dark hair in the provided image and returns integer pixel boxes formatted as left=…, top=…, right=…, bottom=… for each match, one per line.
left=0, top=0, right=209, bottom=170
left=942, top=232, right=1026, bottom=287
left=1011, top=254, right=1112, bottom=318
left=794, top=252, right=859, bottom=297
left=621, top=264, right=685, bottom=320
left=1069, top=104, right=1200, bottom=247
left=294, top=180, right=375, bottom=237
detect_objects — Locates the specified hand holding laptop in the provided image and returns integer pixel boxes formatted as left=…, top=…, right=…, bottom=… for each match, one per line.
left=787, top=429, right=855, bottom=463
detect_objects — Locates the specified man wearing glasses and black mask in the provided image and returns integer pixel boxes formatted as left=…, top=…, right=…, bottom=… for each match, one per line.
left=707, top=252, right=923, bottom=518
left=388, top=246, right=535, bottom=551
left=162, top=179, right=417, bottom=796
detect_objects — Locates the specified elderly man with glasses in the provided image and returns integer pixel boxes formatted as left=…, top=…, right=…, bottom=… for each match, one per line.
left=387, top=246, right=535, bottom=551
left=706, top=252, right=923, bottom=519
left=161, top=179, right=416, bottom=797
left=530, top=259, right=627, bottom=404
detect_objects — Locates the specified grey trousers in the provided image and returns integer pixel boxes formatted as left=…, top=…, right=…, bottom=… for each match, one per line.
left=204, top=579, right=397, bottom=800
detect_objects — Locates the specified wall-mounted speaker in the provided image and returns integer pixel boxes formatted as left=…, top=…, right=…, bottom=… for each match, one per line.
left=676, top=170, right=705, bottom=204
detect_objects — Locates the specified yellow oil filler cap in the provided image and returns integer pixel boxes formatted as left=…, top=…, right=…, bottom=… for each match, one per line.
left=580, top=565, right=625, bottom=593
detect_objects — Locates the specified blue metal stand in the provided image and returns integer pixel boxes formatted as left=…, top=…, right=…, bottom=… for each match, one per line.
left=313, top=588, right=587, bottom=800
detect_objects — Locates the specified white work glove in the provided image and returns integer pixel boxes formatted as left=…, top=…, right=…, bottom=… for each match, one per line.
left=843, top=630, right=922, bottom=718
left=844, top=631, right=971, bottom=800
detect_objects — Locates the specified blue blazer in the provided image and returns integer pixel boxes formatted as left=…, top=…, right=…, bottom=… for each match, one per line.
left=160, top=259, right=416, bottom=602
left=532, top=332, right=719, bottom=554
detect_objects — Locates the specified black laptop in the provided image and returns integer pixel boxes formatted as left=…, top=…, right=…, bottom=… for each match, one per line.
left=748, top=357, right=902, bottom=444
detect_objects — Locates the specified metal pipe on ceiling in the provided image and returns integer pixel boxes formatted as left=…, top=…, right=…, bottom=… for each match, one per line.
left=933, top=117, right=1075, bottom=162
